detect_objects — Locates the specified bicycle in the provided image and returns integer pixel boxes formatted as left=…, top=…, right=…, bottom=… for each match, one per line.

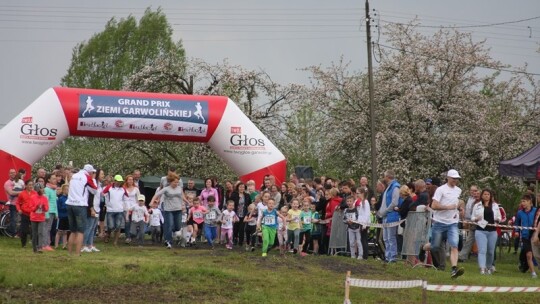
left=0, top=201, right=19, bottom=237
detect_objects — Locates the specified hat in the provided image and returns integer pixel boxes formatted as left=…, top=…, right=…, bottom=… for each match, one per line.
left=114, top=175, right=124, bottom=182
left=137, top=194, right=145, bottom=201
left=425, top=178, right=432, bottom=185
left=83, top=164, right=96, bottom=173
left=447, top=169, right=461, bottom=179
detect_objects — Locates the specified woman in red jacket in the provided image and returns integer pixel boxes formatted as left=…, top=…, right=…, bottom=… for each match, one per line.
left=30, top=185, right=49, bottom=253
left=16, top=179, right=37, bottom=248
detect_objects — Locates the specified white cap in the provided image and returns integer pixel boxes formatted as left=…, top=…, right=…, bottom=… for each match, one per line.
left=138, top=194, right=146, bottom=201
left=447, top=169, right=461, bottom=179
left=83, top=164, right=96, bottom=173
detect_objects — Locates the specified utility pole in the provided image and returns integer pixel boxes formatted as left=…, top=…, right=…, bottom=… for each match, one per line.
left=365, top=0, right=378, bottom=192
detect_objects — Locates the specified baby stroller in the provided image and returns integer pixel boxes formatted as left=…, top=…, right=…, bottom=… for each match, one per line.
left=367, top=213, right=385, bottom=260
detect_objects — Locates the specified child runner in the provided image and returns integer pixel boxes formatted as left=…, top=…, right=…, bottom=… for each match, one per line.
left=42, top=173, right=58, bottom=251
left=130, top=195, right=149, bottom=247
left=344, top=196, right=363, bottom=259
left=187, top=197, right=207, bottom=245
left=55, top=184, right=69, bottom=249
left=244, top=203, right=258, bottom=252
left=30, top=185, right=49, bottom=253
left=310, top=201, right=321, bottom=255
left=287, top=198, right=302, bottom=254
left=257, top=198, right=285, bottom=257
left=204, top=196, right=222, bottom=249
left=148, top=201, right=164, bottom=245
left=300, top=198, right=313, bottom=257
left=221, top=200, right=239, bottom=249
left=277, top=206, right=289, bottom=256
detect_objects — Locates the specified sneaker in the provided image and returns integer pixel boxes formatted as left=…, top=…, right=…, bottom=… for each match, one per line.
left=490, top=266, right=496, bottom=273
left=293, top=249, right=298, bottom=254
left=251, top=246, right=255, bottom=252
left=262, top=253, right=267, bottom=257
left=125, top=238, right=131, bottom=244
left=480, top=269, right=485, bottom=275
left=451, top=267, right=465, bottom=279
left=42, top=246, right=54, bottom=252
left=300, top=252, right=307, bottom=257
left=81, top=247, right=91, bottom=253
left=90, top=246, right=100, bottom=252
left=166, top=242, right=172, bottom=249
left=532, top=273, right=538, bottom=279
left=357, top=256, right=364, bottom=260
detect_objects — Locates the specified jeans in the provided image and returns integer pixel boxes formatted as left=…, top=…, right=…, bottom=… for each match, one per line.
left=20, top=214, right=30, bottom=247
left=287, top=228, right=301, bottom=250
left=83, top=216, right=98, bottom=246
left=8, top=204, right=18, bottom=236
left=124, top=212, right=132, bottom=239
left=32, top=221, right=45, bottom=252
left=163, top=210, right=182, bottom=243
left=475, top=230, right=498, bottom=269
left=383, top=224, right=398, bottom=262
left=204, top=225, right=217, bottom=246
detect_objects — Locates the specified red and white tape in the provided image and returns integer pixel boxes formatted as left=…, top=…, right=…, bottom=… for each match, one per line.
left=352, top=219, right=406, bottom=228
left=460, top=220, right=536, bottom=231
left=347, top=278, right=540, bottom=293
left=425, top=285, right=540, bottom=293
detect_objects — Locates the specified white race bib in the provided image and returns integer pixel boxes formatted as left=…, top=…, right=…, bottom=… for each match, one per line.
left=264, top=215, right=276, bottom=226
left=206, top=212, right=216, bottom=220
left=303, top=217, right=311, bottom=224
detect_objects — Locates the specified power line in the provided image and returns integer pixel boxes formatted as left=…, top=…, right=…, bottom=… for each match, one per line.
left=382, top=15, right=540, bottom=29
left=375, top=42, right=540, bottom=76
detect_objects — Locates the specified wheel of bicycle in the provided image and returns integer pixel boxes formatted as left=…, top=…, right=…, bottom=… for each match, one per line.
left=0, top=210, right=18, bottom=237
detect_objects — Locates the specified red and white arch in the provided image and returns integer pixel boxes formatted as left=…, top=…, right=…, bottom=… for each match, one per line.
left=0, top=87, right=286, bottom=201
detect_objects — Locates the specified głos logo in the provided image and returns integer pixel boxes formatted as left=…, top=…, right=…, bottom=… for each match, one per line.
left=229, top=126, right=265, bottom=147
left=20, top=117, right=58, bottom=140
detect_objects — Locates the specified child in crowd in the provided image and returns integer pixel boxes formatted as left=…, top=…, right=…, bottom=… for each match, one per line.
left=30, top=185, right=49, bottom=253
left=187, top=197, right=207, bottom=245
left=287, top=198, right=302, bottom=254
left=310, top=201, right=321, bottom=255
left=344, top=196, right=363, bottom=259
left=204, top=196, right=222, bottom=248
left=148, top=201, right=164, bottom=245
left=244, top=203, right=258, bottom=252
left=300, top=198, right=313, bottom=257
left=257, top=198, right=285, bottom=257
left=55, top=184, right=69, bottom=249
left=356, top=188, right=371, bottom=260
left=220, top=200, right=239, bottom=249
left=277, top=206, right=289, bottom=255
left=130, top=195, right=149, bottom=247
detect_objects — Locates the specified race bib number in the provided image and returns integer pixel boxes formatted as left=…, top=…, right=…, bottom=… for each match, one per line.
left=347, top=213, right=356, bottom=221
left=303, top=217, right=311, bottom=224
left=224, top=215, right=232, bottom=225
left=264, top=215, right=276, bottom=226
left=194, top=212, right=203, bottom=219
left=293, top=216, right=300, bottom=223
left=206, top=212, right=216, bottom=220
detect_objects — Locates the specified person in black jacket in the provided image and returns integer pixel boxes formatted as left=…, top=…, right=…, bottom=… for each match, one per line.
left=231, top=182, right=252, bottom=246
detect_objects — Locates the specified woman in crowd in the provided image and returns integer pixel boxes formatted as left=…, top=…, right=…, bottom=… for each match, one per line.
left=123, top=175, right=140, bottom=244
left=231, top=182, right=251, bottom=246
left=151, top=173, right=187, bottom=249
left=82, top=169, right=104, bottom=253
left=472, top=189, right=501, bottom=275
left=200, top=178, right=219, bottom=208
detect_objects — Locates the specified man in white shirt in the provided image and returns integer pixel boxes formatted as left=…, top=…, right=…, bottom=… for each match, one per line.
left=458, top=185, right=480, bottom=261
left=431, top=169, right=464, bottom=279
left=66, top=164, right=98, bottom=256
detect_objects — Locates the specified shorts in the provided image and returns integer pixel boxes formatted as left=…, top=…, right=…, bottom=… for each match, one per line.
left=107, top=212, right=124, bottom=231
left=311, top=233, right=321, bottom=240
left=193, top=222, right=204, bottom=231
left=431, top=222, right=459, bottom=249
left=187, top=218, right=196, bottom=226
left=58, top=217, right=70, bottom=231
left=521, top=238, right=532, bottom=253
left=67, top=205, right=88, bottom=233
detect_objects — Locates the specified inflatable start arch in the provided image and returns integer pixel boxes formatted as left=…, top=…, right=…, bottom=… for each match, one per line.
left=0, top=87, right=286, bottom=201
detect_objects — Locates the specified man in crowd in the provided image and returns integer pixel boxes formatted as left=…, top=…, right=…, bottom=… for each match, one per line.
left=458, top=185, right=480, bottom=262
left=132, top=169, right=145, bottom=196
left=377, top=170, right=400, bottom=263
left=4, top=169, right=23, bottom=237
left=66, top=164, right=98, bottom=256
left=183, top=179, right=200, bottom=198
left=430, top=169, right=464, bottom=279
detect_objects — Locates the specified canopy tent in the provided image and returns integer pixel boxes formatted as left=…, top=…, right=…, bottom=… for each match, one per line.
left=498, top=142, right=540, bottom=180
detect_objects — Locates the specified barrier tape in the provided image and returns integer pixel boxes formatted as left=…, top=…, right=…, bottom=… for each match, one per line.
left=425, top=285, right=540, bottom=293
left=460, top=220, right=536, bottom=231
left=352, top=219, right=406, bottom=228
left=346, top=277, right=540, bottom=293
left=348, top=278, right=424, bottom=289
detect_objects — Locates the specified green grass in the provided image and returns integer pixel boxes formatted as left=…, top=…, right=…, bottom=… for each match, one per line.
left=0, top=237, right=538, bottom=303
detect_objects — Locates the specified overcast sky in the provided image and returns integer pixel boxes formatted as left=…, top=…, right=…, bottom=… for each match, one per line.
left=1, top=0, right=539, bottom=126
